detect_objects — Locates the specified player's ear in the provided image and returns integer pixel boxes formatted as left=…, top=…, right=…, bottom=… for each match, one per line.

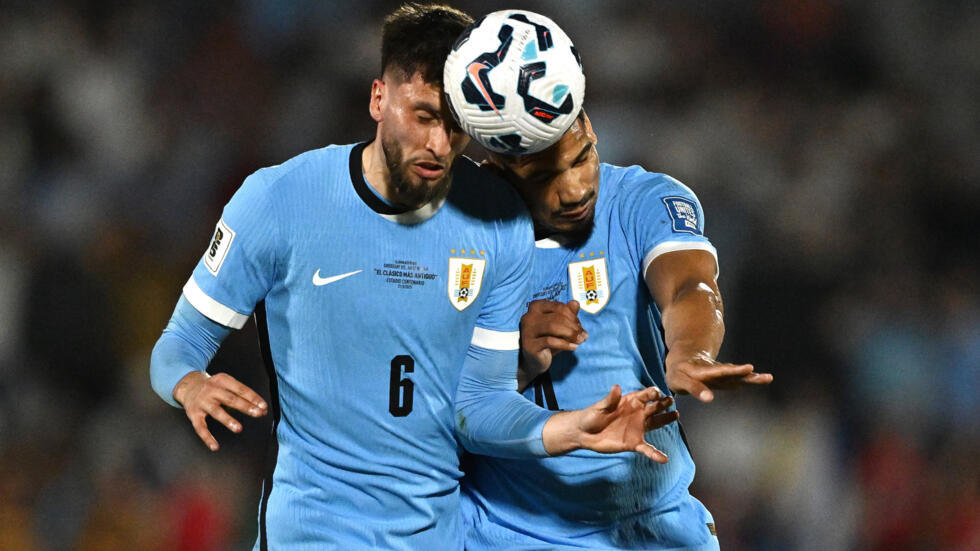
left=369, top=78, right=385, bottom=122
left=580, top=111, right=597, bottom=145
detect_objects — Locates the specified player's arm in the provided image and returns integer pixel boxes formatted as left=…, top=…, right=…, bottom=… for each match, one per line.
left=457, top=188, right=674, bottom=461
left=150, top=297, right=267, bottom=451
left=151, top=169, right=278, bottom=450
left=646, top=249, right=772, bottom=402
left=455, top=344, right=677, bottom=462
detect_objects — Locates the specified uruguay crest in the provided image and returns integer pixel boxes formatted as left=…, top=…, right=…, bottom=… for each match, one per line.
left=448, top=257, right=486, bottom=311
left=568, top=257, right=610, bottom=314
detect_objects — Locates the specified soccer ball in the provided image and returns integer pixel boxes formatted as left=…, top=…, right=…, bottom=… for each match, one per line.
left=443, top=10, right=585, bottom=155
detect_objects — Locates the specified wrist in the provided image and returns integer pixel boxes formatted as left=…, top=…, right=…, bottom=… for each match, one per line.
left=541, top=410, right=583, bottom=456
left=516, top=353, right=531, bottom=392
left=666, top=347, right=713, bottom=367
left=173, top=370, right=208, bottom=406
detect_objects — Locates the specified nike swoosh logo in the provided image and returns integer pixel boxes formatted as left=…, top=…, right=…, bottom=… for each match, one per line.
left=312, top=269, right=362, bottom=286
left=466, top=62, right=504, bottom=118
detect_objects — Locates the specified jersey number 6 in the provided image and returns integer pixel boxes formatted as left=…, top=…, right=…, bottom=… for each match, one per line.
left=389, top=355, right=414, bottom=417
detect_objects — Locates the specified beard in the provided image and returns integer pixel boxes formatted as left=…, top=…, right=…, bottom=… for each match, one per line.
left=381, top=135, right=453, bottom=209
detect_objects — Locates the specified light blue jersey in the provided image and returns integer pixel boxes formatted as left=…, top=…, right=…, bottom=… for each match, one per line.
left=462, top=163, right=721, bottom=550
left=179, top=142, right=547, bottom=550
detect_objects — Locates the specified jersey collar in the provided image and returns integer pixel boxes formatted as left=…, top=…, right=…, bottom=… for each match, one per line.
left=349, top=141, right=448, bottom=225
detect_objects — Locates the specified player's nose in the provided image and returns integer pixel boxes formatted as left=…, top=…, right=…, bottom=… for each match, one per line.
left=556, top=174, right=592, bottom=206
left=426, top=124, right=454, bottom=160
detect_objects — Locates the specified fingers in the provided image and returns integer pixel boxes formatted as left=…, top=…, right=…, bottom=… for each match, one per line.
left=643, top=395, right=673, bottom=413
left=669, top=371, right=714, bottom=402
left=597, top=385, right=622, bottom=413
left=627, top=386, right=664, bottom=403
left=539, top=322, right=585, bottom=345
left=213, top=373, right=268, bottom=414
left=631, top=392, right=677, bottom=431
left=206, top=401, right=243, bottom=434
left=694, top=362, right=755, bottom=380
left=668, top=359, right=773, bottom=400
left=525, top=300, right=586, bottom=337
left=215, top=386, right=267, bottom=418
left=698, top=371, right=774, bottom=390
left=189, top=411, right=220, bottom=451
left=644, top=408, right=679, bottom=432
left=526, top=300, right=566, bottom=316
left=635, top=441, right=669, bottom=464
left=741, top=372, right=773, bottom=385
left=539, top=336, right=580, bottom=353
left=183, top=373, right=268, bottom=451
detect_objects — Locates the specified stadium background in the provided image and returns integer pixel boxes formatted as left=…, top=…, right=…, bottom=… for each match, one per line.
left=0, top=1, right=977, bottom=549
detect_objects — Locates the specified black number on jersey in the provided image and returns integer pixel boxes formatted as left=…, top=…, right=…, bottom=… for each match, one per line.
left=389, top=355, right=415, bottom=417
left=531, top=371, right=560, bottom=411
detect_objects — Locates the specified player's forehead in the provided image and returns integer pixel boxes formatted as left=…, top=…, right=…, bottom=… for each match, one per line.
left=387, top=70, right=444, bottom=109
left=499, top=122, right=592, bottom=176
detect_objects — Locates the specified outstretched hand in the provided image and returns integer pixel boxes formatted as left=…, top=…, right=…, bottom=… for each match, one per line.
left=543, top=385, right=679, bottom=463
left=173, top=371, right=268, bottom=451
left=665, top=352, right=773, bottom=402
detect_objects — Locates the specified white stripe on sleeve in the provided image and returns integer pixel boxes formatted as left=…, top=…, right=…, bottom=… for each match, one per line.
left=182, top=277, right=250, bottom=329
left=471, top=326, right=520, bottom=351
left=642, top=241, right=719, bottom=279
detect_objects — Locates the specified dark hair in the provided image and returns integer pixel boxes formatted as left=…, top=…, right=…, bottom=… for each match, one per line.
left=381, top=3, right=473, bottom=84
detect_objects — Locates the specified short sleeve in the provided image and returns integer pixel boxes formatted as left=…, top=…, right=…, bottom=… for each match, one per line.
left=183, top=170, right=280, bottom=328
left=469, top=214, right=535, bottom=351
left=618, top=169, right=717, bottom=277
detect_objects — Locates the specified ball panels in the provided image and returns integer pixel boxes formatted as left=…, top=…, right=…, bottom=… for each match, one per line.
left=444, top=10, right=585, bottom=155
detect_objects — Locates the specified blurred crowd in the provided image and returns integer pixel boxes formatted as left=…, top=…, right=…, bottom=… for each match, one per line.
left=0, top=1, right=976, bottom=549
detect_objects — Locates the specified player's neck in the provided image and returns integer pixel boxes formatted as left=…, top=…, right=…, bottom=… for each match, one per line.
left=534, top=224, right=593, bottom=246
left=362, top=140, right=399, bottom=206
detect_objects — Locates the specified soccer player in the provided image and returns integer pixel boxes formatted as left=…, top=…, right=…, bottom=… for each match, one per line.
left=460, top=111, right=773, bottom=550
left=150, top=5, right=674, bottom=550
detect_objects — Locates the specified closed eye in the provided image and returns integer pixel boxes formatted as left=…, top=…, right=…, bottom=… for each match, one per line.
left=573, top=143, right=594, bottom=166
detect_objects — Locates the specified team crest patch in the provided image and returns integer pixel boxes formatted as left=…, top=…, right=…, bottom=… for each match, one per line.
left=448, top=257, right=486, bottom=311
left=663, top=196, right=702, bottom=235
left=204, top=218, right=235, bottom=275
left=568, top=257, right=610, bottom=314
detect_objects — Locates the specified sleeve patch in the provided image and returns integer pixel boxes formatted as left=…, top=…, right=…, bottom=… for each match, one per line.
left=204, top=218, right=236, bottom=275
left=662, top=196, right=702, bottom=235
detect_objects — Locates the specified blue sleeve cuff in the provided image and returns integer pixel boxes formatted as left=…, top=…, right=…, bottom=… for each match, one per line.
left=149, top=295, right=232, bottom=407
left=454, top=345, right=554, bottom=458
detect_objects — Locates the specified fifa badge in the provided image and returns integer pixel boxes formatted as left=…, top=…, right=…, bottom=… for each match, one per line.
left=448, top=256, right=486, bottom=311
left=568, top=257, right=610, bottom=314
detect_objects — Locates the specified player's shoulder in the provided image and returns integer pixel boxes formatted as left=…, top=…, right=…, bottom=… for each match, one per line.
left=446, top=155, right=531, bottom=225
left=601, top=163, right=697, bottom=202
left=250, top=143, right=355, bottom=189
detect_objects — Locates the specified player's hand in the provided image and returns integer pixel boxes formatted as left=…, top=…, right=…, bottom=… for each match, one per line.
left=665, top=352, right=773, bottom=402
left=173, top=371, right=268, bottom=451
left=519, top=300, right=587, bottom=386
left=543, top=385, right=678, bottom=463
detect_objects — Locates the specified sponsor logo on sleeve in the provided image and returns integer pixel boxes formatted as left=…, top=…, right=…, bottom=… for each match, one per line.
left=204, top=218, right=235, bottom=275
left=663, top=196, right=702, bottom=235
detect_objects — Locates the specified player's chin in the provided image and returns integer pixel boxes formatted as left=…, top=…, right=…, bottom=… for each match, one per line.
left=549, top=212, right=595, bottom=236
left=403, top=173, right=450, bottom=205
